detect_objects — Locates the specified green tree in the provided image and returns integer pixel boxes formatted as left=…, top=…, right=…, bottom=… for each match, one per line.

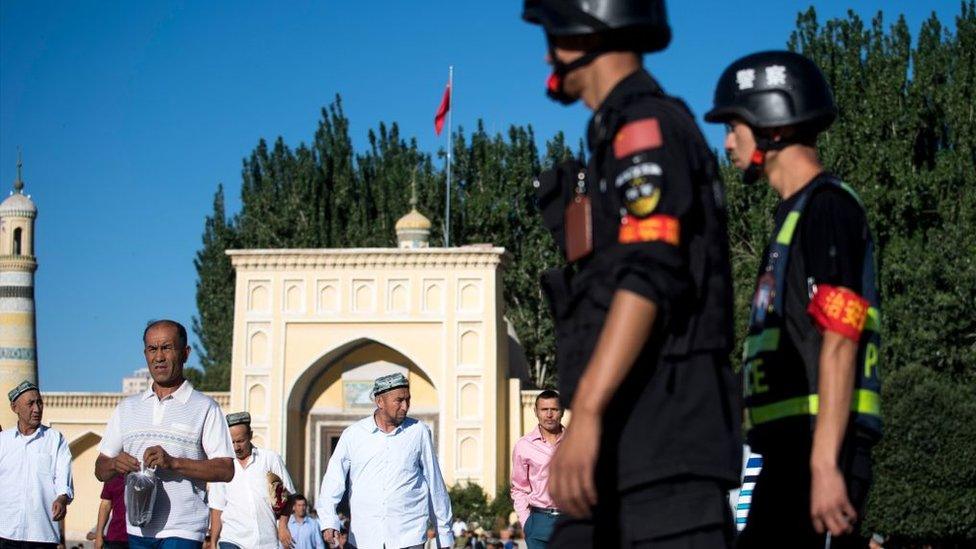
left=448, top=481, right=515, bottom=530
left=191, top=185, right=237, bottom=390
left=448, top=482, right=492, bottom=527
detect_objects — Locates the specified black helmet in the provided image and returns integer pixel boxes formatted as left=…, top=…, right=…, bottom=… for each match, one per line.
left=705, top=50, right=836, bottom=133
left=522, top=0, right=671, bottom=53
left=523, top=0, right=670, bottom=105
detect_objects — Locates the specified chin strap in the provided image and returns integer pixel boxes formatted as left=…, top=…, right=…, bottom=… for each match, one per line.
left=742, top=132, right=792, bottom=184
left=546, top=42, right=607, bottom=105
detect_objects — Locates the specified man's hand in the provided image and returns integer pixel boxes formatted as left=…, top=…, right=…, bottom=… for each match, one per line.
left=548, top=409, right=600, bottom=518
left=51, top=494, right=68, bottom=521
left=144, top=445, right=175, bottom=469
left=811, top=463, right=856, bottom=536
left=278, top=520, right=294, bottom=548
left=94, top=535, right=104, bottom=549
left=324, top=528, right=337, bottom=545
left=112, top=452, right=141, bottom=476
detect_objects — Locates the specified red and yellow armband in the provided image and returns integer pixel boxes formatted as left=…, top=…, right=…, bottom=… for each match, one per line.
left=807, top=284, right=869, bottom=341
left=618, top=214, right=680, bottom=245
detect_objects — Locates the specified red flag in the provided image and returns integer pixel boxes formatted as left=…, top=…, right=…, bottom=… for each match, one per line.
left=434, top=83, right=451, bottom=135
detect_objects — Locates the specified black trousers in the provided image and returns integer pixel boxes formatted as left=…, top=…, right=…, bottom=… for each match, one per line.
left=548, top=478, right=735, bottom=548
left=0, top=540, right=58, bottom=549
left=736, top=437, right=873, bottom=549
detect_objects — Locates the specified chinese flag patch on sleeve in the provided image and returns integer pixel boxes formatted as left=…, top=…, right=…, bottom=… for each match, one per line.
left=614, top=118, right=663, bottom=159
left=807, top=284, right=869, bottom=341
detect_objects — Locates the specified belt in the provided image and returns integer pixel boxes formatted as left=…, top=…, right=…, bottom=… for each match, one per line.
left=530, top=506, right=562, bottom=516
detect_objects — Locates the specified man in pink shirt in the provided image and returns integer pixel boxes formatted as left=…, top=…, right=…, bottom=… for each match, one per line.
left=511, top=390, right=565, bottom=549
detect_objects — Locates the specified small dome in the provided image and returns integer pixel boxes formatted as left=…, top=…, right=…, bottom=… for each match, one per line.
left=0, top=192, right=36, bottom=216
left=395, top=208, right=432, bottom=231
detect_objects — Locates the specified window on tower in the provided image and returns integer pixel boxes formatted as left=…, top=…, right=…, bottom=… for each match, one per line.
left=13, top=227, right=22, bottom=255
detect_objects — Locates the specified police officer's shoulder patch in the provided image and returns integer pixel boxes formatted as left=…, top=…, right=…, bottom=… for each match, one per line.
left=615, top=161, right=662, bottom=217
left=613, top=117, right=663, bottom=159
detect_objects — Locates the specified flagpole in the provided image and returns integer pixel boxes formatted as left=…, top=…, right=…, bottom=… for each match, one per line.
left=445, top=65, right=453, bottom=247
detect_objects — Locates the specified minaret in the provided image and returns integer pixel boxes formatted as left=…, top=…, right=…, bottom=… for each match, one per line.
left=0, top=151, right=38, bottom=428
left=395, top=174, right=432, bottom=249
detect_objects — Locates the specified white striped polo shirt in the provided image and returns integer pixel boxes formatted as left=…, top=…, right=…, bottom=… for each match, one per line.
left=99, top=380, right=233, bottom=541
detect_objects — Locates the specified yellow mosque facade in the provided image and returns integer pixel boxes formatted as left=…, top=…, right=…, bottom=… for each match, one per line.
left=28, top=194, right=546, bottom=540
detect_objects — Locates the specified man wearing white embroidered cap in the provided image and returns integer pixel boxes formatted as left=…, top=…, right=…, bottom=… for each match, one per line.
left=94, top=320, right=234, bottom=549
left=208, top=411, right=296, bottom=549
left=0, top=380, right=74, bottom=548
left=318, top=373, right=454, bottom=549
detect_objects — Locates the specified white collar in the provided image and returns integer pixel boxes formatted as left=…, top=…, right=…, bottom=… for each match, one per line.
left=237, top=445, right=259, bottom=467
left=141, top=379, right=194, bottom=404
left=361, top=413, right=407, bottom=435
left=13, top=423, right=46, bottom=440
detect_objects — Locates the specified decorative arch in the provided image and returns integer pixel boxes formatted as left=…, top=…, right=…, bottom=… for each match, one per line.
left=12, top=227, right=22, bottom=256
left=458, top=436, right=478, bottom=471
left=459, top=282, right=480, bottom=311
left=248, top=383, right=268, bottom=416
left=285, top=282, right=303, bottom=312
left=249, top=330, right=269, bottom=367
left=459, top=330, right=479, bottom=365
left=285, top=337, right=438, bottom=416
left=458, top=382, right=480, bottom=419
left=249, top=284, right=270, bottom=311
left=389, top=283, right=408, bottom=312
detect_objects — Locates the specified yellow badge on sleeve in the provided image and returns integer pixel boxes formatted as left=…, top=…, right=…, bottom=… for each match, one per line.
left=615, top=162, right=662, bottom=217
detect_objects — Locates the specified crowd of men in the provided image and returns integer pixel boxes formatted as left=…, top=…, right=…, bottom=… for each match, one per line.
left=0, top=321, right=456, bottom=549
left=1, top=1, right=885, bottom=548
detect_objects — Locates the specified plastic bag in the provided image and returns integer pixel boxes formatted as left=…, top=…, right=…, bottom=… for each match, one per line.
left=124, top=465, right=158, bottom=526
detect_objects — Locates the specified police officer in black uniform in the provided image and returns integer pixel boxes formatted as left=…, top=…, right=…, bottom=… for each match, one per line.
left=705, top=51, right=882, bottom=548
left=524, top=1, right=741, bottom=547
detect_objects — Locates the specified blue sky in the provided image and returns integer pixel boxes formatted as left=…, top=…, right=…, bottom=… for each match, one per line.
left=0, top=1, right=962, bottom=391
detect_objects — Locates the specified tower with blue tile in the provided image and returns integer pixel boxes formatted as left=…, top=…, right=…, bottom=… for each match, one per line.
left=0, top=152, right=38, bottom=428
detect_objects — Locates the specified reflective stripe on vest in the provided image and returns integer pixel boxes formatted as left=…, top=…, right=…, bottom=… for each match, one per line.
left=746, top=389, right=881, bottom=430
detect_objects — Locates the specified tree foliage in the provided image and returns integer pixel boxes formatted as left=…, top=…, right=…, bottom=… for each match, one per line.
left=448, top=481, right=516, bottom=531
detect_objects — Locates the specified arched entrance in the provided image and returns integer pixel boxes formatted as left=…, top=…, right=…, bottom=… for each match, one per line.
left=284, top=338, right=438, bottom=503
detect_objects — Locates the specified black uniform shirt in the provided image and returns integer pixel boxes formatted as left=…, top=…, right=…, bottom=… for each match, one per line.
left=567, top=69, right=740, bottom=492
left=769, top=175, right=869, bottom=366
left=773, top=175, right=868, bottom=293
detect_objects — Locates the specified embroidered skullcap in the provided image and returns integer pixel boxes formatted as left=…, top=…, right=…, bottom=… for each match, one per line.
left=7, top=380, right=38, bottom=403
left=372, top=373, right=409, bottom=397
left=226, top=411, right=251, bottom=427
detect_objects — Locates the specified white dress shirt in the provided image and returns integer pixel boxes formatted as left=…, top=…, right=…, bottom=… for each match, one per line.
left=0, top=424, right=74, bottom=543
left=210, top=446, right=296, bottom=548
left=99, top=380, right=234, bottom=541
left=318, top=415, right=454, bottom=549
